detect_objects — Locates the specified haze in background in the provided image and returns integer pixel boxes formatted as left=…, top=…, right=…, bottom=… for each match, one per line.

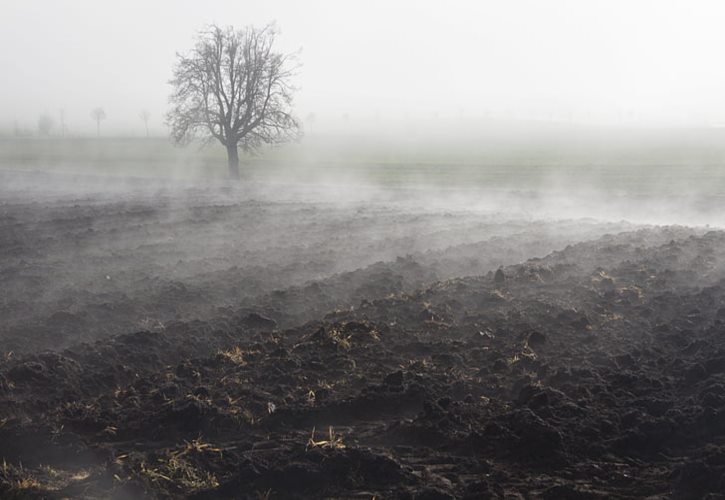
left=3, top=0, right=725, bottom=136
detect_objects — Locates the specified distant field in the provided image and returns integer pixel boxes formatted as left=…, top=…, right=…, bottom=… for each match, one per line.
left=0, top=137, right=228, bottom=179
left=2, top=126, right=725, bottom=196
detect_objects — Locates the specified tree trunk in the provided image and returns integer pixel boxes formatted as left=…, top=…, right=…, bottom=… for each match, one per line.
left=226, top=143, right=240, bottom=179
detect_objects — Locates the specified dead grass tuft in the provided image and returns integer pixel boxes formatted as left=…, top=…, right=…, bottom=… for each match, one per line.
left=217, top=345, right=246, bottom=364
left=306, top=426, right=346, bottom=450
left=138, top=437, right=222, bottom=493
left=1, top=460, right=42, bottom=492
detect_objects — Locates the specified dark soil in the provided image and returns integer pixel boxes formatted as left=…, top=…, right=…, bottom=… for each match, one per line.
left=1, top=182, right=724, bottom=499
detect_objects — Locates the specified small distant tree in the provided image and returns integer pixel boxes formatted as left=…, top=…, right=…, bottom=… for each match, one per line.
left=59, top=109, right=66, bottom=138
left=140, top=110, right=151, bottom=137
left=38, top=114, right=55, bottom=136
left=168, top=23, right=301, bottom=179
left=90, top=107, right=106, bottom=137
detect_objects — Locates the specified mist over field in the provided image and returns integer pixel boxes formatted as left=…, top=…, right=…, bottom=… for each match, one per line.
left=3, top=2, right=725, bottom=499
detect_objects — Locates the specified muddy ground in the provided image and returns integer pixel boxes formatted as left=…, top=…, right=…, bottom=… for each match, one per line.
left=1, top=172, right=724, bottom=499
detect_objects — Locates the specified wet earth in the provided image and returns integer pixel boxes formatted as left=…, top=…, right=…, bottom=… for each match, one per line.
left=1, top=174, right=725, bottom=499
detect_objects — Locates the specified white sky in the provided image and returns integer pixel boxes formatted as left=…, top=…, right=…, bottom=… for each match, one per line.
left=2, top=0, right=725, bottom=134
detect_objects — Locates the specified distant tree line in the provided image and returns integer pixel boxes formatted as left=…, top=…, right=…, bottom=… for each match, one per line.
left=9, top=108, right=155, bottom=138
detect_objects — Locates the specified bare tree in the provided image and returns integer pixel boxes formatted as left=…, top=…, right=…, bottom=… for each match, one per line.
left=167, top=24, right=300, bottom=178
left=38, top=114, right=55, bottom=136
left=90, top=107, right=106, bottom=137
left=140, top=110, right=151, bottom=137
